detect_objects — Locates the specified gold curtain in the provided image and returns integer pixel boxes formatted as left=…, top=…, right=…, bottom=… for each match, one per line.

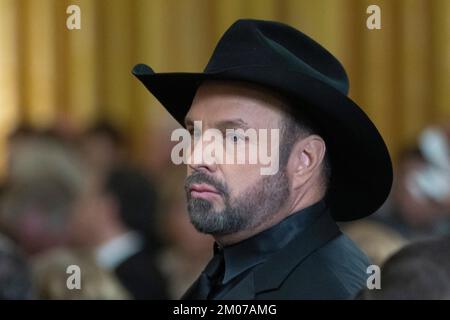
left=0, top=0, right=449, bottom=174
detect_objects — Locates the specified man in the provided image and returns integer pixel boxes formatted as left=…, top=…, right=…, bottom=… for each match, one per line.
left=68, top=166, right=168, bottom=299
left=132, top=19, right=393, bottom=299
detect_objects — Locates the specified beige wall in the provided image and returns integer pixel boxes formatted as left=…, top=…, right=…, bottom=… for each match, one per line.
left=0, top=0, right=449, bottom=173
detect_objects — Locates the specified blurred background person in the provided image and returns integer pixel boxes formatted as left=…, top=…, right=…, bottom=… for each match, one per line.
left=343, top=124, right=450, bottom=265
left=68, top=165, right=168, bottom=299
left=358, top=235, right=450, bottom=300
left=79, top=120, right=126, bottom=176
left=0, top=129, right=84, bottom=256
left=373, top=124, right=450, bottom=241
left=0, top=233, right=34, bottom=299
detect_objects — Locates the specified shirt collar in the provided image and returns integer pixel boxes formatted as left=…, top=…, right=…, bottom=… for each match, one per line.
left=218, top=200, right=327, bottom=284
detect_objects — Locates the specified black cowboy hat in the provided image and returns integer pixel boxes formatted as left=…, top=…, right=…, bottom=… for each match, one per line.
left=132, top=19, right=393, bottom=221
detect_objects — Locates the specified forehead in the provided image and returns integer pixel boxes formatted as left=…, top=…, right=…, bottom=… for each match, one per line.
left=185, top=81, right=288, bottom=128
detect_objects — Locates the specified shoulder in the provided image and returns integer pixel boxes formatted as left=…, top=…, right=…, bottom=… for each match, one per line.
left=308, top=234, right=370, bottom=293
left=259, top=234, right=370, bottom=299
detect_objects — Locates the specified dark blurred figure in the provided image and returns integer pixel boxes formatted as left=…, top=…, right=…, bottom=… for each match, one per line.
left=1, top=129, right=84, bottom=255
left=358, top=235, right=450, bottom=299
left=68, top=166, right=168, bottom=299
left=79, top=121, right=125, bottom=175
left=0, top=233, right=34, bottom=299
left=374, top=125, right=450, bottom=240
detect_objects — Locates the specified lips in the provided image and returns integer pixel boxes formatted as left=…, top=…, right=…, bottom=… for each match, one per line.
left=189, top=183, right=221, bottom=200
left=190, top=183, right=219, bottom=193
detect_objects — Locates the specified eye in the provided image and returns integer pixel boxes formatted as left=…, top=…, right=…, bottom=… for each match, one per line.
left=226, top=132, right=243, bottom=143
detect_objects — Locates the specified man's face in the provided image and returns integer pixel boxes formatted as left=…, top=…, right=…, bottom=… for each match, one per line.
left=184, top=81, right=290, bottom=236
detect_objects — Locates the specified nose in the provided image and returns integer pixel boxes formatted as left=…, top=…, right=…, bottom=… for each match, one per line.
left=187, top=133, right=218, bottom=174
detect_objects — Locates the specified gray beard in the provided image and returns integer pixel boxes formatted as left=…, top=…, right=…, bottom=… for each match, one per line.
left=184, top=170, right=289, bottom=235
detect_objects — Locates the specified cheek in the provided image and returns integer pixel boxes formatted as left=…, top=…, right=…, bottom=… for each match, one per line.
left=221, top=164, right=262, bottom=197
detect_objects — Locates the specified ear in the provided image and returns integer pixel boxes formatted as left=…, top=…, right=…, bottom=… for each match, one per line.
left=288, top=135, right=326, bottom=190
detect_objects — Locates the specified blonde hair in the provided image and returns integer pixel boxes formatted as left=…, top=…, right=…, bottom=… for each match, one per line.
left=33, top=248, right=130, bottom=300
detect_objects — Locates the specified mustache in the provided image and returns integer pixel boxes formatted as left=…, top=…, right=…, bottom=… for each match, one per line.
left=184, top=172, right=228, bottom=196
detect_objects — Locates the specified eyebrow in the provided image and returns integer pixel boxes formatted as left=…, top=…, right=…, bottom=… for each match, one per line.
left=184, top=117, right=250, bottom=130
left=215, top=119, right=249, bottom=131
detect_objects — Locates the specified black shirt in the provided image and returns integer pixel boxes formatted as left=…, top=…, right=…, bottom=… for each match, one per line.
left=209, top=200, right=327, bottom=299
